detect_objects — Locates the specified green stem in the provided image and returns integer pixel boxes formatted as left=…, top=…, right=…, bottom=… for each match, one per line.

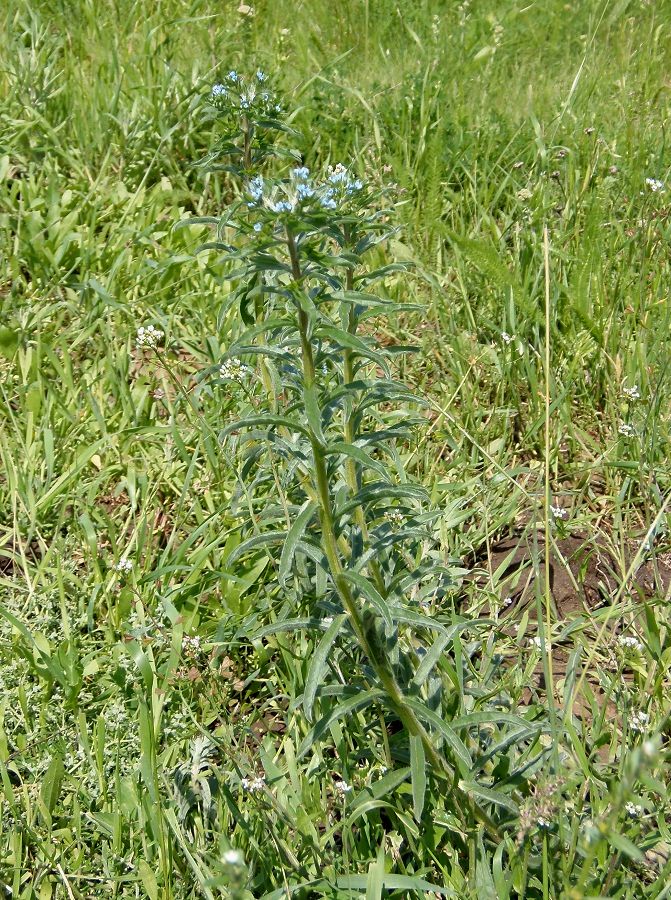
left=286, top=227, right=499, bottom=840
left=342, top=259, right=385, bottom=597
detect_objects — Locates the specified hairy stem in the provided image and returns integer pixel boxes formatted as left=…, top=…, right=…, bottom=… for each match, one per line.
left=342, top=258, right=386, bottom=597
left=286, top=226, right=499, bottom=840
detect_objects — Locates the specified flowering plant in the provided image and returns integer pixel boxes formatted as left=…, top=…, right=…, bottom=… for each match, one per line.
left=180, top=70, right=538, bottom=847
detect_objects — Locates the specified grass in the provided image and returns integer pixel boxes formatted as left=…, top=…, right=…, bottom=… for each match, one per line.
left=1, top=0, right=671, bottom=896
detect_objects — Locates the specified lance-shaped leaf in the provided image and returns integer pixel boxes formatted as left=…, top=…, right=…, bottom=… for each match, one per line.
left=303, top=384, right=326, bottom=445
left=324, top=442, right=389, bottom=479
left=303, top=614, right=346, bottom=722
left=409, top=734, right=426, bottom=823
left=298, top=689, right=383, bottom=758
left=403, top=698, right=472, bottom=774
left=341, top=571, right=392, bottom=628
left=279, top=500, right=318, bottom=586
left=220, top=414, right=311, bottom=439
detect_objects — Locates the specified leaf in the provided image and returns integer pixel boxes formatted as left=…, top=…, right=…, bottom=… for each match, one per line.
left=221, top=414, right=311, bottom=439
left=404, top=698, right=472, bottom=774
left=365, top=846, right=385, bottom=900
left=303, top=615, right=346, bottom=722
left=40, top=754, right=64, bottom=815
left=137, top=860, right=159, bottom=900
left=298, top=690, right=383, bottom=758
left=458, top=780, right=519, bottom=816
left=324, top=442, right=389, bottom=479
left=608, top=829, right=644, bottom=861
left=226, top=531, right=288, bottom=565
left=279, top=501, right=317, bottom=586
left=0, top=327, right=19, bottom=359
left=412, top=633, right=452, bottom=686
left=303, top=384, right=326, bottom=445
left=316, top=325, right=385, bottom=366
left=342, top=571, right=392, bottom=628
left=475, top=830, right=498, bottom=900
left=409, top=734, right=426, bottom=823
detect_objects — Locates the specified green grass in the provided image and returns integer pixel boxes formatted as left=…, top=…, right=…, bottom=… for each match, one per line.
left=2, top=0, right=671, bottom=896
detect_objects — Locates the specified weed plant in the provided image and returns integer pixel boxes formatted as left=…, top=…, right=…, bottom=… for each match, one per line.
left=1, top=1, right=671, bottom=898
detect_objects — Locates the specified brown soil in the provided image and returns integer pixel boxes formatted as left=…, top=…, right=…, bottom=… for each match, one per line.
left=470, top=531, right=671, bottom=721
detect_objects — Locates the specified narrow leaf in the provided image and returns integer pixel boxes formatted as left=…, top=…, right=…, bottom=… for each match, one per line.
left=409, top=734, right=426, bottom=823
left=279, top=501, right=317, bottom=586
left=303, top=615, right=346, bottom=722
left=342, top=571, right=392, bottom=628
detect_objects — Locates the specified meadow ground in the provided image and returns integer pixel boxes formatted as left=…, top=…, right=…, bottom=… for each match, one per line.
left=1, top=0, right=671, bottom=897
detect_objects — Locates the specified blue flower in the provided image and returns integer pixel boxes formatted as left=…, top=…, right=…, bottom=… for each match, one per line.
left=346, top=179, right=363, bottom=194
left=296, top=182, right=315, bottom=200
left=227, top=70, right=240, bottom=82
left=328, top=164, right=349, bottom=184
left=272, top=200, right=293, bottom=213
left=292, top=166, right=310, bottom=180
left=253, top=222, right=262, bottom=232
left=248, top=176, right=265, bottom=202
left=256, top=70, right=267, bottom=82
left=212, top=83, right=227, bottom=98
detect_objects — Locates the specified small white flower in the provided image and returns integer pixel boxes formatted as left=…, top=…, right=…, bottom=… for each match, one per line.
left=322, top=616, right=334, bottom=627
left=501, top=331, right=513, bottom=344
left=387, top=511, right=404, bottom=526
left=334, top=779, right=352, bottom=795
left=136, top=325, right=164, bottom=349
left=646, top=178, right=665, bottom=193
left=502, top=596, right=513, bottom=608
left=622, top=384, right=641, bottom=401
left=630, top=710, right=649, bottom=733
left=618, top=635, right=643, bottom=652
left=537, top=815, right=552, bottom=828
left=223, top=849, right=244, bottom=866
left=115, top=557, right=133, bottom=574
left=618, top=422, right=635, bottom=437
left=240, top=775, right=265, bottom=793
left=625, top=802, right=643, bottom=818
left=529, top=634, right=550, bottom=653
left=182, top=634, right=202, bottom=655
left=219, top=359, right=251, bottom=381
left=550, top=504, right=568, bottom=520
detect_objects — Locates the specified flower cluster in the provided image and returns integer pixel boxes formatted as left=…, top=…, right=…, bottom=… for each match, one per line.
left=618, top=422, right=635, bottom=437
left=240, top=775, right=265, bottom=793
left=136, top=325, right=164, bottom=349
left=630, top=710, right=649, bottom=733
left=210, top=70, right=280, bottom=117
left=182, top=634, right=202, bottom=656
left=334, top=779, right=352, bottom=795
left=622, top=384, right=641, bottom=401
left=220, top=359, right=251, bottom=381
left=245, top=164, right=366, bottom=219
left=550, top=504, right=568, bottom=521
left=625, top=801, right=643, bottom=818
left=618, top=635, right=643, bottom=652
left=646, top=177, right=665, bottom=193
left=115, top=557, right=133, bottom=574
